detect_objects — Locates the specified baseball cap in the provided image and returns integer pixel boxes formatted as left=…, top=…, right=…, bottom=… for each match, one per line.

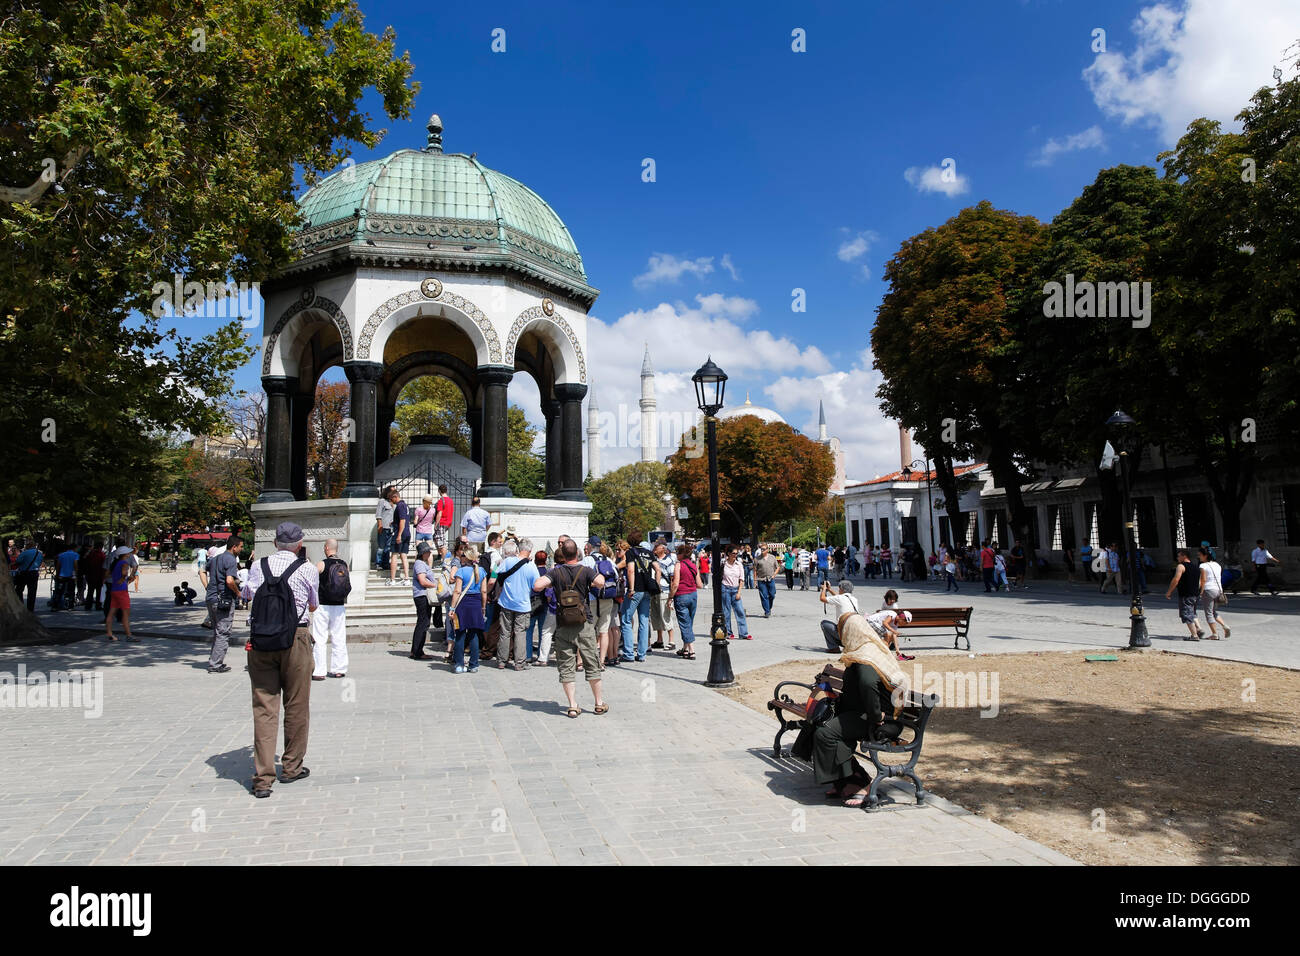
left=587, top=535, right=602, bottom=547
left=899, top=610, right=913, bottom=623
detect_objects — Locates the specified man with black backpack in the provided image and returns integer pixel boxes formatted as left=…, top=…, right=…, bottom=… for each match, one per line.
left=206, top=537, right=243, bottom=673
left=241, top=521, right=320, bottom=799
left=312, top=538, right=350, bottom=680
left=620, top=532, right=657, bottom=662
left=533, top=538, right=607, bottom=718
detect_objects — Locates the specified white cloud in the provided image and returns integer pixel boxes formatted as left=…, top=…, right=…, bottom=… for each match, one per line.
left=633, top=253, right=715, bottom=289
left=837, top=228, right=880, bottom=280
left=585, top=293, right=832, bottom=474
left=1083, top=0, right=1300, bottom=142
left=903, top=162, right=970, bottom=197
left=1030, top=125, right=1106, bottom=166
left=763, top=348, right=908, bottom=484
left=720, top=253, right=740, bottom=281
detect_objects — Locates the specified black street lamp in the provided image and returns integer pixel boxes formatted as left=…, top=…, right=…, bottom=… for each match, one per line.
left=1107, top=410, right=1150, bottom=648
left=901, top=458, right=936, bottom=559
left=692, top=357, right=735, bottom=688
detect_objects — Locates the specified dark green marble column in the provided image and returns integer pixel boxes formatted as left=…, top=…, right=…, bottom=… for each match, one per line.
left=343, top=361, right=384, bottom=499
left=258, top=376, right=297, bottom=503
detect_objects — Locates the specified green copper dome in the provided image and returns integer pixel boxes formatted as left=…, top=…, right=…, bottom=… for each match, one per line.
left=291, top=116, right=593, bottom=300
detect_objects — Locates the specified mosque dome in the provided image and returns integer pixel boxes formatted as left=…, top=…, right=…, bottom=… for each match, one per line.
left=717, top=392, right=786, bottom=425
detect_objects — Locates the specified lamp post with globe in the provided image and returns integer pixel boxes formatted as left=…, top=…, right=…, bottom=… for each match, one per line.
left=1107, top=410, right=1150, bottom=648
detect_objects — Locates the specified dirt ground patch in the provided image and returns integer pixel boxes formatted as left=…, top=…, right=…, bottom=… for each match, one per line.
left=722, top=650, right=1300, bottom=866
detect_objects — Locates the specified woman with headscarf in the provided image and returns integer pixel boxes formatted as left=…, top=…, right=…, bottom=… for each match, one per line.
left=812, top=613, right=910, bottom=807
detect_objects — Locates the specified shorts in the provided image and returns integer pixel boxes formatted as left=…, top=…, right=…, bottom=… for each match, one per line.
left=433, top=525, right=449, bottom=549
left=109, top=590, right=130, bottom=610
left=592, top=598, right=615, bottom=632
left=395, top=536, right=411, bottom=556
left=649, top=591, right=673, bottom=631
left=1178, top=595, right=1198, bottom=624
left=554, top=621, right=601, bottom=683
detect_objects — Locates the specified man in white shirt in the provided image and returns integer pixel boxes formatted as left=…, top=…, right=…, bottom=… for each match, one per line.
left=796, top=547, right=811, bottom=590
left=819, top=580, right=860, bottom=652
left=649, top=540, right=677, bottom=649
left=1249, top=539, right=1281, bottom=596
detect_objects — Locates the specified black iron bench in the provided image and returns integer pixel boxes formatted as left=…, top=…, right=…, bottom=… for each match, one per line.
left=896, top=605, right=973, bottom=650
left=767, top=664, right=940, bottom=810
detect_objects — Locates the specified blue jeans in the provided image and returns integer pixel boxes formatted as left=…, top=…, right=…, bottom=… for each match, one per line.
left=722, top=585, right=749, bottom=638
left=817, top=567, right=829, bottom=587
left=620, top=590, right=651, bottom=659
left=756, top=579, right=775, bottom=615
left=744, top=567, right=754, bottom=588
left=376, top=528, right=393, bottom=568
left=882, top=560, right=892, bottom=578
left=525, top=608, right=546, bottom=657
left=674, top=592, right=698, bottom=644
left=945, top=571, right=958, bottom=592
left=454, top=628, right=481, bottom=669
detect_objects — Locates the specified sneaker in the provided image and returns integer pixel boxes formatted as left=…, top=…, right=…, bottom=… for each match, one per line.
left=453, top=665, right=466, bottom=674
left=896, top=652, right=915, bottom=661
left=468, top=666, right=479, bottom=673
left=634, top=656, right=645, bottom=662
left=1223, top=624, right=1231, bottom=638
left=742, top=634, right=753, bottom=640
left=207, top=664, right=231, bottom=673
left=1184, top=635, right=1200, bottom=641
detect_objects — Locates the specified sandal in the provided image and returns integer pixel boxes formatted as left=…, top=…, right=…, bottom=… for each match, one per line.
left=650, top=641, right=664, bottom=649
left=675, top=648, right=689, bottom=657
left=594, top=703, right=609, bottom=715
left=666, top=643, right=676, bottom=651
left=565, top=707, right=581, bottom=719
left=843, top=788, right=872, bottom=808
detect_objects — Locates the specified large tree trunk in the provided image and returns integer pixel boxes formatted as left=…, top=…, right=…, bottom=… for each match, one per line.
left=1197, top=431, right=1254, bottom=562
left=987, top=438, right=1037, bottom=576
left=0, top=570, right=51, bottom=644
left=932, top=455, right=967, bottom=548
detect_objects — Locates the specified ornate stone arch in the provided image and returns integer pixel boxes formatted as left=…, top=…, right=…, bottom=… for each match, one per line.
left=505, top=305, right=586, bottom=384
left=357, top=286, right=501, bottom=364
left=261, top=289, right=352, bottom=375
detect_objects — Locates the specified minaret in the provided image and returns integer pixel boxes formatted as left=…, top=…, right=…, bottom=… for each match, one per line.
left=640, top=344, right=657, bottom=463
left=586, top=386, right=601, bottom=478
left=818, top=400, right=829, bottom=443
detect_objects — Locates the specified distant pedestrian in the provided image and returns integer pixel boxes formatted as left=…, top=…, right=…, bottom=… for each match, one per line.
left=83, top=540, right=105, bottom=611
left=491, top=538, right=540, bottom=671
left=51, top=541, right=79, bottom=611
left=313, top=538, right=350, bottom=679
left=413, top=496, right=436, bottom=550
left=741, top=544, right=755, bottom=589
left=649, top=540, right=677, bottom=650
left=720, top=546, right=751, bottom=640
left=430, top=485, right=455, bottom=559
left=374, top=485, right=395, bottom=572
left=11, top=538, right=43, bottom=612
left=782, top=547, right=795, bottom=590
left=670, top=543, right=700, bottom=659
left=388, top=489, right=411, bottom=586
left=815, top=544, right=831, bottom=587
left=242, top=521, right=319, bottom=798
left=944, top=554, right=959, bottom=592
left=1197, top=546, right=1231, bottom=640
left=1164, top=549, right=1204, bottom=641
left=409, top=541, right=437, bottom=662
left=104, top=544, right=137, bottom=641
left=205, top=537, right=243, bottom=672
left=796, top=547, right=810, bottom=589
left=1099, top=543, right=1121, bottom=594
left=754, top=546, right=779, bottom=618
left=1079, top=542, right=1096, bottom=582
left=1249, top=539, right=1281, bottom=596
left=620, top=533, right=654, bottom=661
left=819, top=580, right=860, bottom=652
left=993, top=549, right=1010, bottom=591
left=880, top=545, right=893, bottom=578
left=460, top=496, right=491, bottom=546
left=980, top=540, right=995, bottom=592
left=448, top=546, right=487, bottom=673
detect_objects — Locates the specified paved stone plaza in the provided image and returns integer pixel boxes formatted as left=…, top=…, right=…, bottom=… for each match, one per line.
left=2, top=570, right=1293, bottom=865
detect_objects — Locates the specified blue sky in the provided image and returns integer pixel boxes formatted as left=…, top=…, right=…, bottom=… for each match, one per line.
left=206, top=0, right=1298, bottom=480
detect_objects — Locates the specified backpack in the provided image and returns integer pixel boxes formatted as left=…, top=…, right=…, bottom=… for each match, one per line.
left=553, top=564, right=589, bottom=627
left=631, top=548, right=661, bottom=594
left=595, top=557, right=619, bottom=599
left=318, top=556, right=352, bottom=604
left=249, top=555, right=306, bottom=651
left=486, top=556, right=527, bottom=604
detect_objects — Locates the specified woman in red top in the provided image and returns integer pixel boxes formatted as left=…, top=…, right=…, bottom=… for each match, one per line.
left=670, top=543, right=701, bottom=659
left=698, top=548, right=710, bottom=585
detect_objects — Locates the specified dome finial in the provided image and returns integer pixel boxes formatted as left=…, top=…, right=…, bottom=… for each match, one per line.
left=425, top=113, right=443, bottom=153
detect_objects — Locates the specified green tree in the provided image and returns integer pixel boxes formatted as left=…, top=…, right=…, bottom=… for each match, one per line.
left=307, top=382, right=350, bottom=499
left=873, top=200, right=1048, bottom=559
left=0, top=0, right=417, bottom=640
left=586, top=462, right=669, bottom=542
left=666, top=416, right=833, bottom=546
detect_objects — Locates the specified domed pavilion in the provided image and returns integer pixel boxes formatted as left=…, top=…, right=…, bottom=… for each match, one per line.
left=252, top=114, right=597, bottom=576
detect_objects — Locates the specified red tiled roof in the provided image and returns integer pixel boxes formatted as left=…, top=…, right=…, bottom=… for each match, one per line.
left=845, top=462, right=986, bottom=489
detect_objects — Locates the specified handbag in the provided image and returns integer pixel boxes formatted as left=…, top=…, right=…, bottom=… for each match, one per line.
left=1211, top=565, right=1228, bottom=606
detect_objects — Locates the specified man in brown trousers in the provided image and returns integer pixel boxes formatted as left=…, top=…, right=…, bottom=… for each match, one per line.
left=241, top=521, right=319, bottom=799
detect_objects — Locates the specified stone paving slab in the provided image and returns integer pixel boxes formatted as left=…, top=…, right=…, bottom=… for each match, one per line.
left=0, top=636, right=1076, bottom=866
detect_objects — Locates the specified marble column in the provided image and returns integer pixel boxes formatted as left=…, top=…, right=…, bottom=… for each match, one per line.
left=290, top=389, right=311, bottom=501
left=542, top=397, right=562, bottom=498
left=477, top=367, right=513, bottom=497
left=555, top=382, right=588, bottom=501
left=376, top=401, right=396, bottom=465
left=258, top=376, right=297, bottom=503
left=468, top=405, right=483, bottom=466
left=343, top=361, right=384, bottom=499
